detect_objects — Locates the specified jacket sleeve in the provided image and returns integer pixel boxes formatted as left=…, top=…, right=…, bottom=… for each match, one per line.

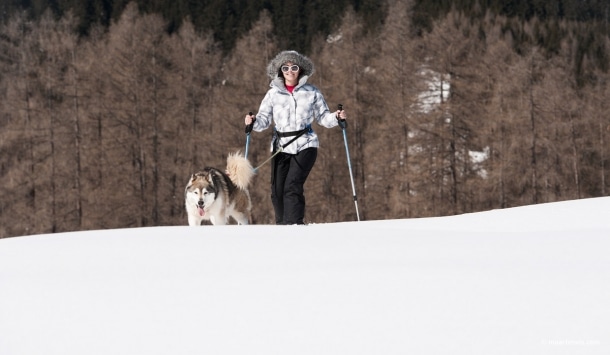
left=253, top=89, right=274, bottom=132
left=313, top=89, right=339, bottom=129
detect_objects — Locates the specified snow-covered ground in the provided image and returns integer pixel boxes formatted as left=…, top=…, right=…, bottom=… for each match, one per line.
left=1, top=198, right=609, bottom=355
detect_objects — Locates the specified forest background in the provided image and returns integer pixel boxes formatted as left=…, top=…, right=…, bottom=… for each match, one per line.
left=1, top=0, right=610, bottom=237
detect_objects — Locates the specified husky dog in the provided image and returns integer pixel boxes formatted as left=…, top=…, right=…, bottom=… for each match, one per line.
left=185, top=152, right=254, bottom=225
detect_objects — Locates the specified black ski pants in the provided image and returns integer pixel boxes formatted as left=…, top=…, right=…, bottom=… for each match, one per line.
left=271, top=147, right=317, bottom=225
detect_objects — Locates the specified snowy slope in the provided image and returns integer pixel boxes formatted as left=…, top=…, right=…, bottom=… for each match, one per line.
left=1, top=198, right=609, bottom=355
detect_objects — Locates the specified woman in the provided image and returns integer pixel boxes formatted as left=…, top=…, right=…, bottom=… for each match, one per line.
left=245, top=50, right=347, bottom=225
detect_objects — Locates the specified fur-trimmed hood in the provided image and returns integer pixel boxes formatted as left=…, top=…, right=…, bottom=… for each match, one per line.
left=266, top=50, right=315, bottom=80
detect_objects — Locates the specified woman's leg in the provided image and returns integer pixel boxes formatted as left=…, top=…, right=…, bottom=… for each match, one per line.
left=283, top=148, right=317, bottom=224
left=271, top=153, right=290, bottom=224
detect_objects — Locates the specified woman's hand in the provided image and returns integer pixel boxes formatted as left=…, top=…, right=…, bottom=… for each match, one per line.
left=245, top=113, right=255, bottom=125
left=336, top=109, right=347, bottom=120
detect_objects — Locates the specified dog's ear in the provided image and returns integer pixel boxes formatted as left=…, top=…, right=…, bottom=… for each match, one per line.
left=208, top=172, right=216, bottom=187
left=190, top=174, right=197, bottom=182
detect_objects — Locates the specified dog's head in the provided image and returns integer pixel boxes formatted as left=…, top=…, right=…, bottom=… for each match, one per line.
left=185, top=170, right=218, bottom=216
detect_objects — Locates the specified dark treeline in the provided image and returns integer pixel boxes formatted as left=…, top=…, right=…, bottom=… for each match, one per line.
left=3, top=0, right=610, bottom=54
left=1, top=0, right=610, bottom=238
left=413, top=0, right=610, bottom=25
left=1, top=0, right=386, bottom=53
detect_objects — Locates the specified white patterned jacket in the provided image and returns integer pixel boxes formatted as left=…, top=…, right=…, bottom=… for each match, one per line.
left=253, top=75, right=338, bottom=154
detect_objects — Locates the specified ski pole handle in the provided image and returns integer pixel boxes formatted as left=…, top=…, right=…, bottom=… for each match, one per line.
left=245, top=111, right=254, bottom=134
left=337, top=104, right=347, bottom=129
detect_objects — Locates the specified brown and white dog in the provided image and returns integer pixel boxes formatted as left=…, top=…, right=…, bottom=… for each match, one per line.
left=184, top=152, right=254, bottom=225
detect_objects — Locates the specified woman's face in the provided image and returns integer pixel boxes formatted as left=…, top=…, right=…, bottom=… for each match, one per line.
left=281, top=62, right=300, bottom=84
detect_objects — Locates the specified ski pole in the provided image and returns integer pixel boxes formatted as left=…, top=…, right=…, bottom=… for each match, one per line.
left=338, top=104, right=360, bottom=221
left=245, top=111, right=254, bottom=159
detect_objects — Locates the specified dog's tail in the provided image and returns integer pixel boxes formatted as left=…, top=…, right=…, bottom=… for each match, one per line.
left=226, top=152, right=254, bottom=189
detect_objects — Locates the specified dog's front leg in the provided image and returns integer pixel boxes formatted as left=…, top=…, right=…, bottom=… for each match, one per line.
left=187, top=215, right=201, bottom=226
left=209, top=215, right=227, bottom=225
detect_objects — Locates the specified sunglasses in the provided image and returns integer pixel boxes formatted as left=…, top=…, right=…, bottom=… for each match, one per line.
left=281, top=65, right=300, bottom=73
